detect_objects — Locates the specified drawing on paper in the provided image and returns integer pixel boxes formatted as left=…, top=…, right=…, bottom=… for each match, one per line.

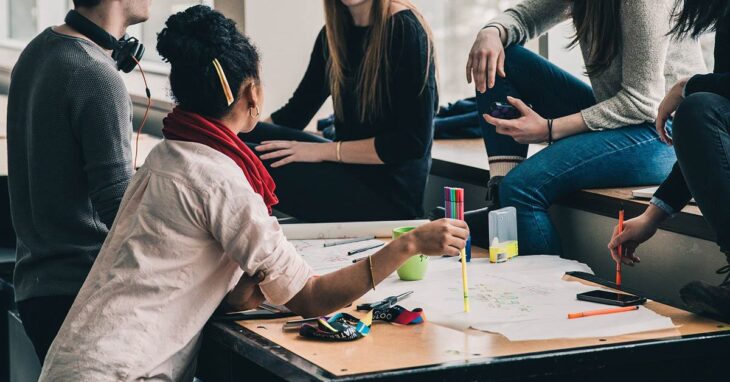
left=291, top=239, right=384, bottom=273
left=448, top=283, right=532, bottom=312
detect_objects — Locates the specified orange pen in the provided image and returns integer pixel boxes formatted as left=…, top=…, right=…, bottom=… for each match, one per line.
left=568, top=305, right=638, bottom=319
left=616, top=207, right=624, bottom=288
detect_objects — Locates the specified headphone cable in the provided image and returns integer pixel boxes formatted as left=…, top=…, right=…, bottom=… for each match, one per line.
left=131, top=55, right=152, bottom=170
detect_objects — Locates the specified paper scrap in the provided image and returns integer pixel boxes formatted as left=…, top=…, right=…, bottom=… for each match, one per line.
left=474, top=306, right=676, bottom=341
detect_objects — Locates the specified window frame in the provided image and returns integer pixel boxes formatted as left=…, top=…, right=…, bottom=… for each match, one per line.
left=0, top=0, right=72, bottom=49
left=0, top=0, right=229, bottom=104
left=0, top=0, right=215, bottom=71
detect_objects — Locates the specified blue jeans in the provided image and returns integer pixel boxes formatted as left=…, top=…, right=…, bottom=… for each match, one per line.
left=477, top=46, right=677, bottom=255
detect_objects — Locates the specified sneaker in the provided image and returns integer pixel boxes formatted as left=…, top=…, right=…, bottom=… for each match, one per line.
left=679, top=255, right=730, bottom=322
left=485, top=176, right=503, bottom=209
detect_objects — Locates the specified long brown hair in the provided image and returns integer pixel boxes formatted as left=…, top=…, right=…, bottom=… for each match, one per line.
left=568, top=0, right=622, bottom=77
left=323, top=0, right=435, bottom=123
left=670, top=0, right=730, bottom=39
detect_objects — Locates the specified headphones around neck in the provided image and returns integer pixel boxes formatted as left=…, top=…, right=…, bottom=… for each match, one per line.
left=64, top=10, right=152, bottom=169
left=64, top=10, right=145, bottom=73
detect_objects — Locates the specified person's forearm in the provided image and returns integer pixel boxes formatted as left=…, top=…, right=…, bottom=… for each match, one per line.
left=285, top=237, right=416, bottom=318
left=484, top=24, right=507, bottom=46
left=552, top=112, right=589, bottom=140
left=321, top=138, right=384, bottom=165
left=643, top=203, right=670, bottom=226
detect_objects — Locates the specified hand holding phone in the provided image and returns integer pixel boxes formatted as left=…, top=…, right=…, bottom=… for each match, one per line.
left=489, top=102, right=522, bottom=120
left=489, top=101, right=533, bottom=120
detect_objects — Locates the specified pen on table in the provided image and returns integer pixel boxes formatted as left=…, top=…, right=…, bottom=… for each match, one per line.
left=323, top=236, right=375, bottom=248
left=347, top=242, right=384, bottom=256
left=616, top=205, right=624, bottom=288
left=568, top=305, right=638, bottom=319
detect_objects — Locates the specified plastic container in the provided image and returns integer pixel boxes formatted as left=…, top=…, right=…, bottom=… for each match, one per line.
left=488, top=207, right=519, bottom=263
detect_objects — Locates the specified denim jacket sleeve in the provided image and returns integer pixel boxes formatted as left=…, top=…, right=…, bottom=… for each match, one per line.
left=653, top=162, right=693, bottom=214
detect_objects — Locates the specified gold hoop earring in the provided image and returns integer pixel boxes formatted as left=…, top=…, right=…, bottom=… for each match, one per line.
left=249, top=106, right=260, bottom=118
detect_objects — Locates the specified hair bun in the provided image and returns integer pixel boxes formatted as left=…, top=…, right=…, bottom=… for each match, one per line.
left=157, top=5, right=260, bottom=119
left=157, top=5, right=239, bottom=66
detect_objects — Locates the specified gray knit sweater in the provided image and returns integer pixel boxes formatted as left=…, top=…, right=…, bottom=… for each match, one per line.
left=489, top=0, right=706, bottom=130
left=7, top=28, right=133, bottom=302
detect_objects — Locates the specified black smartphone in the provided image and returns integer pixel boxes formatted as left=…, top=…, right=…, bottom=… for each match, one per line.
left=576, top=290, right=646, bottom=307
left=489, top=102, right=521, bottom=119
left=489, top=101, right=533, bottom=120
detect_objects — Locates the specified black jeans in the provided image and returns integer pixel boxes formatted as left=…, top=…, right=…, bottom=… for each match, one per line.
left=17, top=295, right=76, bottom=363
left=240, top=123, right=413, bottom=222
left=673, top=92, right=730, bottom=252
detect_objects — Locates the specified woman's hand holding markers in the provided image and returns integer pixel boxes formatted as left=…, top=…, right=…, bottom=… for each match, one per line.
left=483, top=96, right=549, bottom=144
left=407, top=218, right=470, bottom=257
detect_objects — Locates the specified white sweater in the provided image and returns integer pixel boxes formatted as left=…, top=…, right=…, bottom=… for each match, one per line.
left=489, top=0, right=707, bottom=129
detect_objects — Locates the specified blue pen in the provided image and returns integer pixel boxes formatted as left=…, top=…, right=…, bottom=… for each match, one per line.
left=466, top=235, right=472, bottom=262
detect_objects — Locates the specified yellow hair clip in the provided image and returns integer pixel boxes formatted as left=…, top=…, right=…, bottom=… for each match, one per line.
left=212, top=58, right=234, bottom=106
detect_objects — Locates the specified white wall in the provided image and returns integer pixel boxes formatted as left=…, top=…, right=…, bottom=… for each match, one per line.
left=547, top=20, right=588, bottom=84
left=244, top=0, right=329, bottom=120
left=412, top=0, right=535, bottom=103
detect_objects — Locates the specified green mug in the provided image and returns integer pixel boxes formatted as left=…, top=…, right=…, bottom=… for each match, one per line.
left=394, top=226, right=429, bottom=281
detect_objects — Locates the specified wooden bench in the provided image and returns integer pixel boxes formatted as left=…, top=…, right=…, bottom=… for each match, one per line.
left=431, top=139, right=713, bottom=242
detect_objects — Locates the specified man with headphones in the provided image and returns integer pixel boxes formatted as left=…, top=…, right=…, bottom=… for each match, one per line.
left=6, top=0, right=150, bottom=363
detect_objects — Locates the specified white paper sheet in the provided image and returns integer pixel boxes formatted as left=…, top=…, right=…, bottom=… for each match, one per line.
left=475, top=307, right=676, bottom=341
left=291, top=239, right=385, bottom=273
left=314, top=255, right=678, bottom=340
left=281, top=220, right=429, bottom=240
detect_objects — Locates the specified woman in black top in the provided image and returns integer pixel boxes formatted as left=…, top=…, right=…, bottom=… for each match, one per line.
left=240, top=0, right=437, bottom=222
left=608, top=0, right=730, bottom=320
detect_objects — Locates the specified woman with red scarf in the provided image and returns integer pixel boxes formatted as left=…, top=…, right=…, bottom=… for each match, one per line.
left=39, top=6, right=467, bottom=381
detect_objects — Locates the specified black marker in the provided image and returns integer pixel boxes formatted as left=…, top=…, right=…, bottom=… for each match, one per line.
left=347, top=242, right=384, bottom=256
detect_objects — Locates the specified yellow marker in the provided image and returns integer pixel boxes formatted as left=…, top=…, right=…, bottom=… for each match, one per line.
left=460, top=247, right=470, bottom=312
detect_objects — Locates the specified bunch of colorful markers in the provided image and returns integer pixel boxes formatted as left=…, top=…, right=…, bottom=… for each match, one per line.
left=444, top=187, right=470, bottom=313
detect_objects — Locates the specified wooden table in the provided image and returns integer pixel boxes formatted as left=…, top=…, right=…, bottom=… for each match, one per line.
left=197, top=245, right=730, bottom=381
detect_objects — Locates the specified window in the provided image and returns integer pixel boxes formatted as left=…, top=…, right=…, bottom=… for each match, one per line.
left=0, top=0, right=69, bottom=46
left=127, top=0, right=214, bottom=67
left=8, top=0, right=37, bottom=41
left=0, top=0, right=213, bottom=68
left=413, top=0, right=522, bottom=103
